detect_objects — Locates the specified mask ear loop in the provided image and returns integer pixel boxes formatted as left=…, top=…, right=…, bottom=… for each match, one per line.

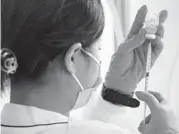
left=81, top=48, right=101, bottom=66
left=70, top=48, right=101, bottom=91
left=69, top=48, right=85, bottom=91
left=71, top=73, right=84, bottom=91
left=81, top=48, right=102, bottom=89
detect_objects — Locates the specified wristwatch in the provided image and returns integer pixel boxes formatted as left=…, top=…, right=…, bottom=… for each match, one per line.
left=101, top=84, right=140, bottom=108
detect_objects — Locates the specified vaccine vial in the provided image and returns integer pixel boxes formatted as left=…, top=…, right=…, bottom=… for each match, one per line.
left=144, top=14, right=159, bottom=39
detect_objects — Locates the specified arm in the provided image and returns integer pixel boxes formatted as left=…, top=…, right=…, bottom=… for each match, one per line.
left=102, top=6, right=167, bottom=107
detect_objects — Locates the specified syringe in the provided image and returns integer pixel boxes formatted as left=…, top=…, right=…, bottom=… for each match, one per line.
left=143, top=14, right=159, bottom=124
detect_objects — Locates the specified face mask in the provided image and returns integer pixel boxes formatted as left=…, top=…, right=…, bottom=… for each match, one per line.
left=71, top=48, right=102, bottom=110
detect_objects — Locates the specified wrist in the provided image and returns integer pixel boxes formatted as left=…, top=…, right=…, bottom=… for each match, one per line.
left=101, top=84, right=140, bottom=108
left=104, top=82, right=134, bottom=95
left=104, top=68, right=137, bottom=94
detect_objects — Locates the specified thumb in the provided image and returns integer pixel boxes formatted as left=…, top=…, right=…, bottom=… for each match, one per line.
left=120, top=28, right=146, bottom=52
left=135, top=91, right=160, bottom=113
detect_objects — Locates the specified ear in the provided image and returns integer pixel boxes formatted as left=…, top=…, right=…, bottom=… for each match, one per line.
left=64, top=43, right=82, bottom=74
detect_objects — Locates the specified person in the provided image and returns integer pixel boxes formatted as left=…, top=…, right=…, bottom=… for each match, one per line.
left=1, top=0, right=178, bottom=133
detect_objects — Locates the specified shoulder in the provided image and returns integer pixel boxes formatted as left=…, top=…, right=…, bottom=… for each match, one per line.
left=1, top=103, right=69, bottom=134
left=68, top=118, right=129, bottom=134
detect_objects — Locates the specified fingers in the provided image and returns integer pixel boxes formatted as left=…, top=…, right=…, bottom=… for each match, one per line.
left=152, top=10, right=167, bottom=41
left=151, top=36, right=164, bottom=58
left=155, top=10, right=168, bottom=38
left=135, top=91, right=160, bottom=113
left=148, top=91, right=166, bottom=104
left=155, top=10, right=168, bottom=39
left=120, top=29, right=146, bottom=52
left=152, top=24, right=165, bottom=57
left=127, top=5, right=148, bottom=39
left=156, top=25, right=164, bottom=38
left=159, top=10, right=168, bottom=24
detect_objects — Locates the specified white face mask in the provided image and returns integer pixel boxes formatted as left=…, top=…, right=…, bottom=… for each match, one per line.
left=71, top=48, right=102, bottom=110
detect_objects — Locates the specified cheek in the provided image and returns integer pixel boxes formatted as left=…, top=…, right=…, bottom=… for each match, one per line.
left=84, top=51, right=101, bottom=88
left=85, top=60, right=99, bottom=87
left=75, top=58, right=99, bottom=89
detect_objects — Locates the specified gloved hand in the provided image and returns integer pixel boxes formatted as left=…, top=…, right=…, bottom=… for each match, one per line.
left=105, top=5, right=168, bottom=94
left=136, top=91, right=179, bottom=134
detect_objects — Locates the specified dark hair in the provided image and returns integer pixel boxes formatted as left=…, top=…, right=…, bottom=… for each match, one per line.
left=1, top=0, right=104, bottom=89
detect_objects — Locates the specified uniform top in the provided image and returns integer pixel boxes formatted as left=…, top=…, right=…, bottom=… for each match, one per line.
left=1, top=103, right=129, bottom=134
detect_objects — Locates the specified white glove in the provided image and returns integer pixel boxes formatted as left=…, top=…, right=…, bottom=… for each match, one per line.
left=105, top=5, right=168, bottom=94
left=136, top=91, right=179, bottom=134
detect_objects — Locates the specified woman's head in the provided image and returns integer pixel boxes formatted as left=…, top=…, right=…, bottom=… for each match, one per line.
left=1, top=0, right=104, bottom=114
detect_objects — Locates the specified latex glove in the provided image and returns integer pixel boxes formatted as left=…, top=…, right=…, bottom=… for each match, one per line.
left=105, top=5, right=168, bottom=94
left=136, top=91, right=179, bottom=134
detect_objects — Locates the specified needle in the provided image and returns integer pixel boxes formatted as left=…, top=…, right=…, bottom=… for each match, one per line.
left=143, top=13, right=159, bottom=124
left=143, top=42, right=152, bottom=124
